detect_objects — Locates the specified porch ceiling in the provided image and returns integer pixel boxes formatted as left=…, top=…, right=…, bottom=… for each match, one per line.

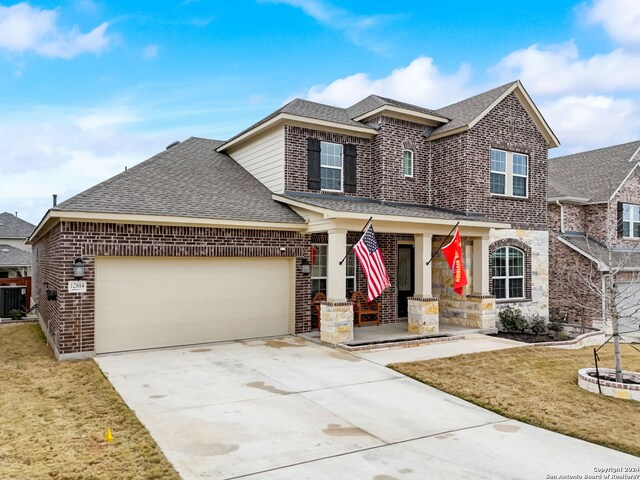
left=273, top=193, right=509, bottom=235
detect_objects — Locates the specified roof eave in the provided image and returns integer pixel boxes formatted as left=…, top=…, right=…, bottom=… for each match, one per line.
left=27, top=209, right=308, bottom=244
left=217, top=113, right=377, bottom=152
left=547, top=196, right=591, bottom=205
left=272, top=194, right=510, bottom=230
left=427, top=125, right=470, bottom=141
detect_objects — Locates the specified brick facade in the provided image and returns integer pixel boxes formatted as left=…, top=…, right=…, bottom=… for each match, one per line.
left=432, top=93, right=548, bottom=230
left=34, top=222, right=311, bottom=356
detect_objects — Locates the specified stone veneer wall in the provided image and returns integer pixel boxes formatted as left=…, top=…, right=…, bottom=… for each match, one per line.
left=489, top=229, right=549, bottom=320
left=33, top=221, right=311, bottom=356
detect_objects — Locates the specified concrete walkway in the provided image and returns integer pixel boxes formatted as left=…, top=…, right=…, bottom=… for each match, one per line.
left=96, top=336, right=639, bottom=480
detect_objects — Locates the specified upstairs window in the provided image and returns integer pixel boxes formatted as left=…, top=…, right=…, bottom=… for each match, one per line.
left=490, top=149, right=528, bottom=198
left=320, top=142, right=343, bottom=191
left=403, top=150, right=414, bottom=177
left=622, top=204, right=640, bottom=238
left=492, top=246, right=525, bottom=300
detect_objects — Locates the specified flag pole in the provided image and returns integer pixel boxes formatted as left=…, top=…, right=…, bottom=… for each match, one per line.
left=339, top=216, right=373, bottom=265
left=425, top=221, right=460, bottom=266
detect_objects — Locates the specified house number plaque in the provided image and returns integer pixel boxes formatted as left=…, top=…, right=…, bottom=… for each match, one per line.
left=68, top=281, right=87, bottom=293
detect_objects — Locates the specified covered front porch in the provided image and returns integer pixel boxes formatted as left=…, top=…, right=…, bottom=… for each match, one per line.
left=275, top=193, right=508, bottom=345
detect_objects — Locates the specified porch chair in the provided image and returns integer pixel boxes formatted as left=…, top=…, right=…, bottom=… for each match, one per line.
left=350, top=290, right=381, bottom=327
left=310, top=292, right=326, bottom=329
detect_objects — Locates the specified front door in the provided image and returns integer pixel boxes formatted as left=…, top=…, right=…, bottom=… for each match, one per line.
left=397, top=244, right=415, bottom=318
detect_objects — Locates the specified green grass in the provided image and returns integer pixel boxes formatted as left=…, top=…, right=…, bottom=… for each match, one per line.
left=0, top=323, right=180, bottom=480
left=390, top=344, right=640, bottom=456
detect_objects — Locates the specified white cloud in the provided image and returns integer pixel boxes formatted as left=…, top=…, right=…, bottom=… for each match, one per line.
left=142, top=44, right=158, bottom=59
left=583, top=0, right=640, bottom=46
left=492, top=41, right=640, bottom=96
left=264, top=0, right=398, bottom=53
left=0, top=2, right=110, bottom=58
left=305, top=56, right=473, bottom=108
left=0, top=109, right=177, bottom=225
left=541, top=95, right=640, bottom=154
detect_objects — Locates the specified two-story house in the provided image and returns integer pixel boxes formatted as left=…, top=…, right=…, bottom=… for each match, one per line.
left=27, top=80, right=558, bottom=359
left=0, top=212, right=35, bottom=278
left=548, top=140, right=640, bottom=339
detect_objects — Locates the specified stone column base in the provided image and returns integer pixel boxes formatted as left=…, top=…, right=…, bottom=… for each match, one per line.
left=465, top=295, right=496, bottom=329
left=408, top=297, right=439, bottom=335
left=320, top=301, right=354, bottom=344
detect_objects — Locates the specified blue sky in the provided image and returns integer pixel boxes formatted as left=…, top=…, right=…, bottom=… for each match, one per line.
left=1, top=0, right=639, bottom=224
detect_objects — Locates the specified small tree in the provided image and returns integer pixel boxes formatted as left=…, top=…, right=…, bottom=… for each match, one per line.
left=571, top=237, right=640, bottom=383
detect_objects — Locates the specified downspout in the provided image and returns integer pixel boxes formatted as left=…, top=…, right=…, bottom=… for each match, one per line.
left=555, top=200, right=565, bottom=233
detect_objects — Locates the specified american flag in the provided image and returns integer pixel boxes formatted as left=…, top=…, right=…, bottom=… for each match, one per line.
left=353, top=225, right=390, bottom=301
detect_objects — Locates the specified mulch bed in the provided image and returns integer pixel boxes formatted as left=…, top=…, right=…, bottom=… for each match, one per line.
left=489, top=331, right=573, bottom=343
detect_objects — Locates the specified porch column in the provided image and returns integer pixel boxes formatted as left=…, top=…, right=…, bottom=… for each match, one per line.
left=467, top=236, right=497, bottom=331
left=472, top=237, right=490, bottom=295
left=320, top=229, right=354, bottom=344
left=408, top=233, right=439, bottom=335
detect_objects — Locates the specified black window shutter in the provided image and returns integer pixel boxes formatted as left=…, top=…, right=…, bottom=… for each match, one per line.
left=617, top=202, right=624, bottom=238
left=343, top=143, right=357, bottom=193
left=307, top=138, right=321, bottom=190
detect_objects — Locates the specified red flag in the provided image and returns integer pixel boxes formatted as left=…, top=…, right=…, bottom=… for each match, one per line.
left=441, top=227, right=468, bottom=296
left=353, top=225, right=391, bottom=301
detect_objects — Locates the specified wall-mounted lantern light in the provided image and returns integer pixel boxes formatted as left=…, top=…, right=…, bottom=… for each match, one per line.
left=43, top=282, right=57, bottom=301
left=301, top=258, right=311, bottom=275
left=73, top=258, right=85, bottom=279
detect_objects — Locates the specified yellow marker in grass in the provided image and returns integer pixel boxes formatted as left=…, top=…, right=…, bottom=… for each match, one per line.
left=105, top=428, right=113, bottom=443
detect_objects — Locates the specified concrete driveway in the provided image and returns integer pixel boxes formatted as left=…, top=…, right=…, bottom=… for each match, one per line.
left=96, top=337, right=639, bottom=480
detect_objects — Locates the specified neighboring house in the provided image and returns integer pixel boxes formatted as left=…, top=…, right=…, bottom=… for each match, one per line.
left=0, top=212, right=35, bottom=278
left=28, top=80, right=559, bottom=359
left=548, top=141, right=640, bottom=337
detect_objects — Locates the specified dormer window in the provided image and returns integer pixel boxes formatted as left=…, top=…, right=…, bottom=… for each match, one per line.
left=403, top=150, right=414, bottom=177
left=320, top=141, right=343, bottom=191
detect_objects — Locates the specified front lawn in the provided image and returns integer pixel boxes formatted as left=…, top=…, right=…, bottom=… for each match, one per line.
left=390, top=344, right=640, bottom=456
left=0, top=323, right=179, bottom=480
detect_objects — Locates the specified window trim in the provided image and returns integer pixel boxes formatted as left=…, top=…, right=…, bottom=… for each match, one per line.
left=311, top=243, right=356, bottom=297
left=622, top=203, right=640, bottom=239
left=320, top=141, right=344, bottom=192
left=402, top=149, right=414, bottom=177
left=492, top=246, right=525, bottom=300
left=490, top=148, right=529, bottom=199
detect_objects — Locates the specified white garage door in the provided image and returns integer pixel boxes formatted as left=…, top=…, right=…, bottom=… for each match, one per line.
left=95, top=256, right=294, bottom=353
left=615, top=282, right=640, bottom=343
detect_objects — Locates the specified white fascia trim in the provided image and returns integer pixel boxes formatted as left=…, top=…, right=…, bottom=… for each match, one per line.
left=217, top=113, right=377, bottom=152
left=27, top=210, right=307, bottom=244
left=547, top=196, right=591, bottom=204
left=272, top=194, right=510, bottom=230
left=609, top=162, right=640, bottom=202
left=557, top=235, right=607, bottom=271
left=353, top=105, right=449, bottom=125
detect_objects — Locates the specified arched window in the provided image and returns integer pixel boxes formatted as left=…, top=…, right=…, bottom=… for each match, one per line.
left=402, top=150, right=414, bottom=177
left=492, top=246, right=524, bottom=299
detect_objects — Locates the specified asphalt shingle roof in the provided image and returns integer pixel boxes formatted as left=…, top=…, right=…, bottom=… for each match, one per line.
left=0, top=244, right=32, bottom=267
left=0, top=213, right=35, bottom=239
left=430, top=82, right=517, bottom=137
left=548, top=141, right=640, bottom=202
left=278, top=192, right=490, bottom=222
left=560, top=233, right=640, bottom=270
left=55, top=137, right=304, bottom=224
